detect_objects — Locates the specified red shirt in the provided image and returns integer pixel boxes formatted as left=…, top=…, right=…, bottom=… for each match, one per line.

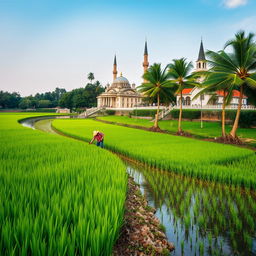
left=94, top=132, right=104, bottom=142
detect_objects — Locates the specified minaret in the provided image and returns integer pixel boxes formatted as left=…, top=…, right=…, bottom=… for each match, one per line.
left=113, top=55, right=117, bottom=81
left=143, top=41, right=149, bottom=83
left=196, top=39, right=207, bottom=71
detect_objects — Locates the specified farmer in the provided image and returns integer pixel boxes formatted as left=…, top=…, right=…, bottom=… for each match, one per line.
left=89, top=131, right=104, bottom=148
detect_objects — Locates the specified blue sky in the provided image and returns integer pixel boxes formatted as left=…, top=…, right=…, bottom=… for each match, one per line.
left=1, top=0, right=256, bottom=96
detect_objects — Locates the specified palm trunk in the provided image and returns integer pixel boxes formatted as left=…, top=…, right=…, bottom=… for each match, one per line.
left=230, top=85, right=243, bottom=138
left=221, top=90, right=226, bottom=137
left=178, top=91, right=183, bottom=133
left=154, top=94, right=160, bottom=128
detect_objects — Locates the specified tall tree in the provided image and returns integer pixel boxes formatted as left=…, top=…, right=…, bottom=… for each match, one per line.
left=204, top=31, right=256, bottom=140
left=59, top=82, right=104, bottom=109
left=87, top=73, right=95, bottom=84
left=138, top=63, right=175, bottom=130
left=168, top=58, right=199, bottom=134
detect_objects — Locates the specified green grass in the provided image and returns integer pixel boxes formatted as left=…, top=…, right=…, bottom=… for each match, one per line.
left=97, top=115, right=256, bottom=143
left=52, top=118, right=256, bottom=189
left=0, top=114, right=127, bottom=255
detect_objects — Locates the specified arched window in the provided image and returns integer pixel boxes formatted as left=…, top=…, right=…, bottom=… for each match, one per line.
left=181, top=97, right=185, bottom=105
left=199, top=63, right=201, bottom=69
left=185, top=97, right=191, bottom=106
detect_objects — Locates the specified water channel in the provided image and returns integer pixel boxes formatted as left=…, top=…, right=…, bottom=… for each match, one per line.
left=21, top=117, right=256, bottom=256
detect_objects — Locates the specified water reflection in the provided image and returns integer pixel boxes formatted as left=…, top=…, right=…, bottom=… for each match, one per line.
left=20, top=115, right=76, bottom=130
left=126, top=161, right=256, bottom=256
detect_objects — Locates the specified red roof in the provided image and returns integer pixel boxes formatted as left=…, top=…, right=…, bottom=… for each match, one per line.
left=216, top=90, right=247, bottom=98
left=181, top=88, right=193, bottom=94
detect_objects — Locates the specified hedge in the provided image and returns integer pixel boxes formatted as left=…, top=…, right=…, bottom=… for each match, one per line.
left=170, top=109, right=256, bottom=127
left=131, top=109, right=157, bottom=117
left=239, top=110, right=256, bottom=128
left=105, top=110, right=116, bottom=115
left=170, top=109, right=201, bottom=120
left=22, top=108, right=57, bottom=113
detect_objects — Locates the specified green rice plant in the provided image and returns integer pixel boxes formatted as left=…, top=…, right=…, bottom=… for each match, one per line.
left=127, top=162, right=256, bottom=256
left=184, top=214, right=191, bottom=230
left=0, top=114, right=127, bottom=255
left=243, top=231, right=253, bottom=249
left=198, top=215, right=204, bottom=228
left=48, top=117, right=256, bottom=255
left=97, top=115, right=256, bottom=146
left=199, top=241, right=204, bottom=256
left=207, top=232, right=212, bottom=248
left=52, top=118, right=256, bottom=189
left=181, top=239, right=184, bottom=253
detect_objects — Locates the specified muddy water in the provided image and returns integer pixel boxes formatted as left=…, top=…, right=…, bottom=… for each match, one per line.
left=21, top=117, right=256, bottom=256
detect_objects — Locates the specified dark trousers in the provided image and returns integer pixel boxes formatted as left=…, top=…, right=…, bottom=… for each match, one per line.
left=96, top=140, right=104, bottom=148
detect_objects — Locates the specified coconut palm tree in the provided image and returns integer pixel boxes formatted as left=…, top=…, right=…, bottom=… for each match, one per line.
left=138, top=63, right=176, bottom=130
left=193, top=71, right=235, bottom=137
left=168, top=58, right=199, bottom=134
left=204, top=31, right=256, bottom=140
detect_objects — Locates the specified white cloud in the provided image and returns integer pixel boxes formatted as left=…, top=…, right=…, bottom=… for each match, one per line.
left=223, top=0, right=248, bottom=8
left=233, top=16, right=256, bottom=31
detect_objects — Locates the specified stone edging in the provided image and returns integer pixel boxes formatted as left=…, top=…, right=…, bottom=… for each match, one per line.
left=114, top=177, right=174, bottom=256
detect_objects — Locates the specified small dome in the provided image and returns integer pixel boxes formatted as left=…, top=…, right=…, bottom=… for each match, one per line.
left=113, top=76, right=129, bottom=84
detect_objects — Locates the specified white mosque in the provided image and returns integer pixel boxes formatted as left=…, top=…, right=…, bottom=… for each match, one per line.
left=96, top=42, right=149, bottom=108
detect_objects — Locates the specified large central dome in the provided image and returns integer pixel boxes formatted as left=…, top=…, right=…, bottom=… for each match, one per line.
left=107, top=73, right=132, bottom=92
left=113, top=76, right=129, bottom=84
left=112, top=74, right=131, bottom=89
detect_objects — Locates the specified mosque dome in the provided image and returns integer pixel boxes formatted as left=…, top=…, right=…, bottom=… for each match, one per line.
left=107, top=73, right=132, bottom=92
left=113, top=76, right=130, bottom=84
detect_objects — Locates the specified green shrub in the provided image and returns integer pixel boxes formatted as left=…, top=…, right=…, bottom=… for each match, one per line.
left=216, top=110, right=255, bottom=128
left=170, top=109, right=201, bottom=120
left=239, top=111, right=256, bottom=128
left=36, top=108, right=56, bottom=113
left=170, top=109, right=256, bottom=127
left=131, top=109, right=157, bottom=117
left=21, top=108, right=56, bottom=113
left=106, top=110, right=116, bottom=115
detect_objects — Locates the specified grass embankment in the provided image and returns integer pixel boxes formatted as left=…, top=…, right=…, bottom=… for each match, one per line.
left=0, top=114, right=127, bottom=255
left=52, top=119, right=256, bottom=189
left=97, top=116, right=256, bottom=145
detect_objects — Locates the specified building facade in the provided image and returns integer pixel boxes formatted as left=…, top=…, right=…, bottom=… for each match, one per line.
left=97, top=73, right=142, bottom=108
left=97, top=42, right=149, bottom=108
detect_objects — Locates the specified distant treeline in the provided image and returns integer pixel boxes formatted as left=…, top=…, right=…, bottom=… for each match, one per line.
left=0, top=82, right=105, bottom=110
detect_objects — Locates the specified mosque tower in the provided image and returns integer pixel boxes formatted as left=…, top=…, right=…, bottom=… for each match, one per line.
left=196, top=39, right=207, bottom=71
left=113, top=54, right=117, bottom=81
left=143, top=41, right=149, bottom=83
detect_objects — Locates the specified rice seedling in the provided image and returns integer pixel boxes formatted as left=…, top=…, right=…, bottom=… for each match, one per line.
left=181, top=239, right=184, bottom=254
left=125, top=160, right=256, bottom=256
left=207, top=233, right=212, bottom=249
left=52, top=118, right=256, bottom=189
left=0, top=114, right=127, bottom=255
left=199, top=241, right=204, bottom=256
left=184, top=214, right=191, bottom=230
